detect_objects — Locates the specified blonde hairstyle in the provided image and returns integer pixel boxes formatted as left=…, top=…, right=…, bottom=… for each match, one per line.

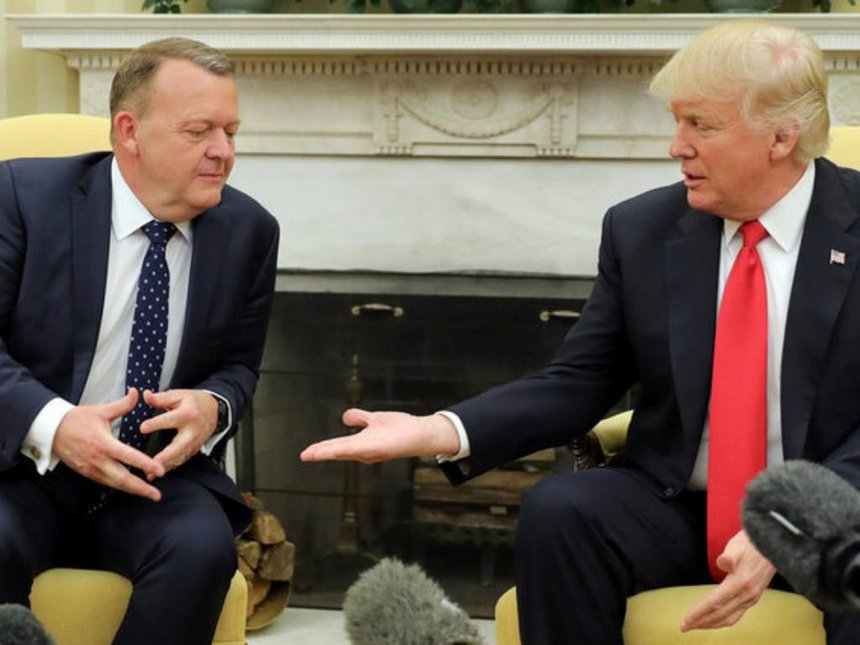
left=109, top=37, right=234, bottom=142
left=649, top=20, right=829, bottom=164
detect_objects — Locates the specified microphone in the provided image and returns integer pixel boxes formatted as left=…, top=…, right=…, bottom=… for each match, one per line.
left=342, top=558, right=485, bottom=644
left=741, top=460, right=860, bottom=612
left=0, top=604, right=56, bottom=645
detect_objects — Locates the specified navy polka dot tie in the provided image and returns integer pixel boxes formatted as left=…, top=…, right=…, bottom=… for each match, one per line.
left=118, top=220, right=177, bottom=451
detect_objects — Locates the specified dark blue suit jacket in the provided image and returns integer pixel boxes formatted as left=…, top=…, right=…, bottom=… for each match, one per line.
left=0, top=152, right=279, bottom=531
left=444, top=157, right=860, bottom=496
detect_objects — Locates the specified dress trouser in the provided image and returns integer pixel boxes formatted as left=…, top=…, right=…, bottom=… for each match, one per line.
left=514, top=467, right=860, bottom=645
left=0, top=461, right=238, bottom=645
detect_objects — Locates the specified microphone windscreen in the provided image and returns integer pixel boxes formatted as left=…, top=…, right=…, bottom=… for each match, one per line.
left=742, top=460, right=860, bottom=610
left=342, top=558, right=484, bottom=645
left=0, top=604, right=55, bottom=645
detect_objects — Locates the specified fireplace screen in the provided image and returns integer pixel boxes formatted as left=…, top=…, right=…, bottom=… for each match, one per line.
left=235, top=278, right=633, bottom=617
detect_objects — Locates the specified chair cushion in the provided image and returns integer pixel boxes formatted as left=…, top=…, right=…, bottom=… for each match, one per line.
left=30, top=567, right=247, bottom=645
left=495, top=584, right=825, bottom=644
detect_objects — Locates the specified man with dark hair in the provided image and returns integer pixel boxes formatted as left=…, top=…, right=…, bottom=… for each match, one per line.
left=0, top=38, right=279, bottom=644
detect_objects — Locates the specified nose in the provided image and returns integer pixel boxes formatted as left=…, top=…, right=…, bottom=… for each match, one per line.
left=669, top=124, right=694, bottom=160
left=206, top=129, right=234, bottom=160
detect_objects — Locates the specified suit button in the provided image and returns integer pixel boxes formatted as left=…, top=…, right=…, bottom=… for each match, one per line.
left=664, top=486, right=677, bottom=496
left=29, top=447, right=42, bottom=461
left=458, top=461, right=471, bottom=477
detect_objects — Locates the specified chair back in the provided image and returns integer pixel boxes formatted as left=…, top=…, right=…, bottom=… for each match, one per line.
left=828, top=126, right=860, bottom=171
left=0, top=113, right=111, bottom=160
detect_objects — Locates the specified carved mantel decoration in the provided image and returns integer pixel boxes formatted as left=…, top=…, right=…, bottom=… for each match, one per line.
left=11, top=14, right=860, bottom=161
left=11, top=14, right=860, bottom=278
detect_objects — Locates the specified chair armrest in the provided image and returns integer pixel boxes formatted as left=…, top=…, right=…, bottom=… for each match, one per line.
left=568, top=410, right=632, bottom=470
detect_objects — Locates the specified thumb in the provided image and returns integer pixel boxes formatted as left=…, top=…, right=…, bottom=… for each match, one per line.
left=103, top=388, right=139, bottom=420
left=715, top=552, right=734, bottom=575
left=342, top=407, right=372, bottom=429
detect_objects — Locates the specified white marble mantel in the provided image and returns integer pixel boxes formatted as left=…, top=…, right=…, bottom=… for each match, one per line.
left=9, top=14, right=860, bottom=278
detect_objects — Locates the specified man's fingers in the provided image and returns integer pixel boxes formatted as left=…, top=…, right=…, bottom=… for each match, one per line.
left=152, top=438, right=194, bottom=472
left=111, top=440, right=166, bottom=480
left=142, top=388, right=177, bottom=409
left=300, top=435, right=368, bottom=462
left=342, top=408, right=371, bottom=429
left=681, top=586, right=729, bottom=631
left=102, top=388, right=139, bottom=419
left=681, top=582, right=754, bottom=631
left=107, top=466, right=163, bottom=502
left=139, top=408, right=181, bottom=435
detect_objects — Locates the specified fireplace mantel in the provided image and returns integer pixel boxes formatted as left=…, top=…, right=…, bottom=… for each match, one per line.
left=11, top=14, right=860, bottom=159
left=11, top=13, right=860, bottom=55
left=9, top=14, right=860, bottom=277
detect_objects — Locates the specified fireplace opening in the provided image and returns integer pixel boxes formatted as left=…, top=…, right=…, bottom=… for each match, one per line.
left=235, top=272, right=632, bottom=617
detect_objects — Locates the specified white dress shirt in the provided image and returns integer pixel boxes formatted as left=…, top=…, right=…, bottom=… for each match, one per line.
left=441, top=162, right=815, bottom=477
left=21, top=158, right=228, bottom=474
left=687, top=162, right=814, bottom=489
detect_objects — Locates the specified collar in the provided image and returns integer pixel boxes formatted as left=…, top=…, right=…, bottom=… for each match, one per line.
left=110, top=158, right=192, bottom=242
left=723, top=161, right=814, bottom=253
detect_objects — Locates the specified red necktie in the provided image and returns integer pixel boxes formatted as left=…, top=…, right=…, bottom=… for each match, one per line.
left=707, top=219, right=768, bottom=581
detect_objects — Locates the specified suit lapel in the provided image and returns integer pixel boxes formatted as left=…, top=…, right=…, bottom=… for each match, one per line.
left=171, top=207, right=229, bottom=386
left=782, top=159, right=860, bottom=458
left=665, top=209, right=723, bottom=440
left=70, top=158, right=113, bottom=402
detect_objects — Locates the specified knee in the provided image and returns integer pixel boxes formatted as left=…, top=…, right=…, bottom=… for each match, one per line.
left=157, top=519, right=237, bottom=582
left=517, top=472, right=605, bottom=549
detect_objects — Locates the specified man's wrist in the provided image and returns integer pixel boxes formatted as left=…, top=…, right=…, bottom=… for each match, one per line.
left=210, top=393, right=230, bottom=434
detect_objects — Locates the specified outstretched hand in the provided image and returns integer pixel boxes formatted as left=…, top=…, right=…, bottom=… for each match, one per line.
left=300, top=408, right=461, bottom=464
left=52, top=388, right=166, bottom=502
left=681, top=530, right=776, bottom=632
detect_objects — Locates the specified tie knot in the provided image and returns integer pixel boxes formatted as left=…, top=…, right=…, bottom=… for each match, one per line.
left=142, top=220, right=177, bottom=245
left=739, top=220, right=768, bottom=248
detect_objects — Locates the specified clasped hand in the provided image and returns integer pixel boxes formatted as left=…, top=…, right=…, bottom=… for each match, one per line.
left=53, top=387, right=219, bottom=502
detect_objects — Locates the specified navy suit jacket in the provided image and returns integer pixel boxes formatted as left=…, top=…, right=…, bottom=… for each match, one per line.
left=444, top=157, right=860, bottom=496
left=0, top=152, right=279, bottom=531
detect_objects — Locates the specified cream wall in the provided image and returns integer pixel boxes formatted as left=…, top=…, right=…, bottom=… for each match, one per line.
left=0, top=0, right=210, bottom=118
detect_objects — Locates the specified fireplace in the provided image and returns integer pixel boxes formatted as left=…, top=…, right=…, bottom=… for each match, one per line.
left=233, top=271, right=613, bottom=616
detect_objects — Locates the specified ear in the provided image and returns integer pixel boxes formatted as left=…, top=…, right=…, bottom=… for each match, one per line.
left=770, top=120, right=801, bottom=162
left=112, top=111, right=140, bottom=157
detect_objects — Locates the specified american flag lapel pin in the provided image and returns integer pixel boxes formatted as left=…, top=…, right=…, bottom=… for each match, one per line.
left=830, top=249, right=846, bottom=265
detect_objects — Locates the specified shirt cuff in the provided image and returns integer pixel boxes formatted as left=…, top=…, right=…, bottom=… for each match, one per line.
left=435, top=410, right=471, bottom=463
left=22, top=398, right=73, bottom=474
left=200, top=391, right=232, bottom=456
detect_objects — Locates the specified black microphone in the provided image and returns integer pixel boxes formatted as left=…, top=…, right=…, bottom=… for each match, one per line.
left=0, top=604, right=55, bottom=645
left=741, top=460, right=860, bottom=612
left=342, top=558, right=485, bottom=645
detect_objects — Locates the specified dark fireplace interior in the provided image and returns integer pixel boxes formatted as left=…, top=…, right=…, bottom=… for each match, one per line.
left=234, top=272, right=631, bottom=618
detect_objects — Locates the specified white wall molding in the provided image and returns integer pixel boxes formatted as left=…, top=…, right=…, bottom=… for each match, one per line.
left=9, top=14, right=860, bottom=277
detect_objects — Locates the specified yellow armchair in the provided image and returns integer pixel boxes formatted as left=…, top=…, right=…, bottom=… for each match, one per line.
left=30, top=568, right=248, bottom=645
left=494, top=411, right=826, bottom=645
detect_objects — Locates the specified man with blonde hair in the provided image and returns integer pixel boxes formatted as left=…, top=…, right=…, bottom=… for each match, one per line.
left=302, top=20, right=860, bottom=643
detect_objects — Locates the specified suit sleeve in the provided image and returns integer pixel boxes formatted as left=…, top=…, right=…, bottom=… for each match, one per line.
left=0, top=162, right=65, bottom=467
left=191, top=210, right=279, bottom=455
left=442, top=208, right=638, bottom=484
